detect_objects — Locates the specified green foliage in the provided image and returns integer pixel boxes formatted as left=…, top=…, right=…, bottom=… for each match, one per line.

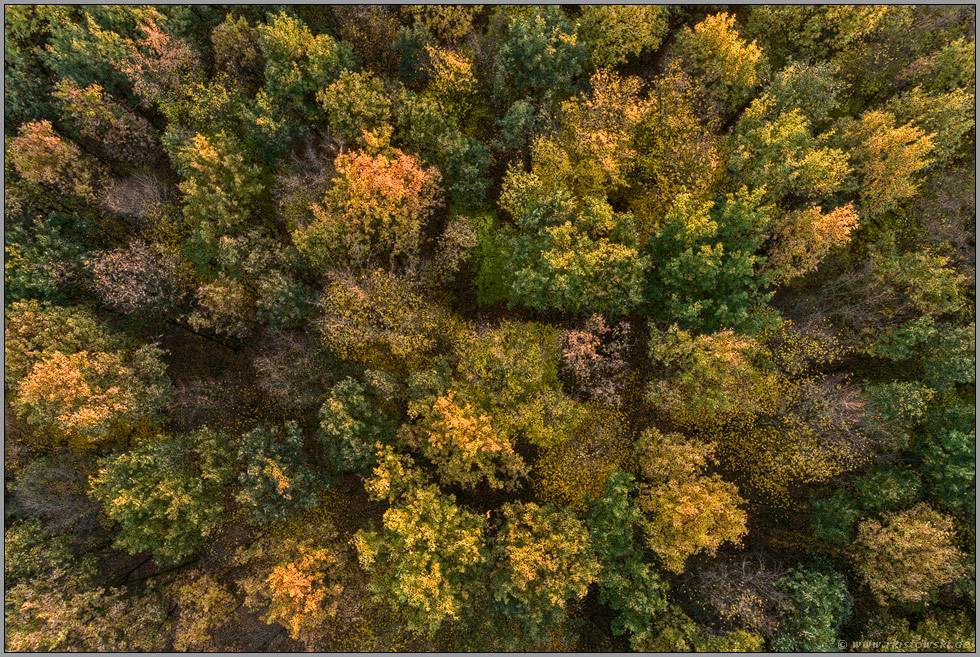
left=810, top=489, right=860, bottom=545
left=867, top=609, right=977, bottom=653
left=577, top=5, right=668, bottom=68
left=585, top=472, right=669, bottom=649
left=765, top=60, right=842, bottom=126
left=636, top=605, right=765, bottom=652
left=646, top=188, right=774, bottom=333
left=728, top=94, right=851, bottom=205
left=887, top=86, right=975, bottom=168
left=498, top=174, right=648, bottom=315
left=318, top=377, right=397, bottom=476
left=494, top=5, right=587, bottom=108
left=863, top=381, right=936, bottom=450
left=4, top=6, right=63, bottom=127
left=236, top=421, right=320, bottom=523
left=2, top=7, right=976, bottom=651
left=647, top=324, right=764, bottom=417
left=529, top=70, right=649, bottom=200
left=250, top=11, right=355, bottom=157
left=89, top=428, right=236, bottom=564
left=470, top=212, right=510, bottom=306
left=866, top=317, right=975, bottom=391
left=911, top=37, right=976, bottom=94
left=393, top=87, right=492, bottom=207
left=772, top=567, right=852, bottom=652
left=4, top=521, right=80, bottom=589
left=41, top=6, right=166, bottom=99
left=921, top=422, right=976, bottom=518
left=317, top=70, right=392, bottom=145
left=173, top=131, right=265, bottom=272
left=854, top=465, right=922, bottom=514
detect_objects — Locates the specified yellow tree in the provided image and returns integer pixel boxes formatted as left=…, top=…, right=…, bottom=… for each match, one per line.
left=852, top=504, right=965, bottom=605
left=671, top=13, right=764, bottom=114
left=635, top=429, right=747, bottom=573
left=402, top=390, right=527, bottom=491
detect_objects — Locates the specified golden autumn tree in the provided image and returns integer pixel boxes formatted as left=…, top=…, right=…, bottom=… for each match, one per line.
left=293, top=138, right=442, bottom=277
left=6, top=301, right=170, bottom=447
left=635, top=429, right=747, bottom=573
left=852, top=504, right=965, bottom=605
left=489, top=502, right=599, bottom=645
left=318, top=268, right=466, bottom=373
left=235, top=514, right=364, bottom=650
left=402, top=390, right=527, bottom=491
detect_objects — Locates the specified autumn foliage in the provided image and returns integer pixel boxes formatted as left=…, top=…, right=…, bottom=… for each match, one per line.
left=3, top=5, right=975, bottom=653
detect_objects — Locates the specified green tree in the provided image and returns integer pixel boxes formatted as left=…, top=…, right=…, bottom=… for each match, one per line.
left=317, top=70, right=392, bottom=146
left=810, top=489, right=860, bottom=545
left=647, top=324, right=765, bottom=418
left=318, top=377, right=398, bottom=476
left=392, top=86, right=492, bottom=207
left=577, top=5, right=668, bottom=68
left=89, top=427, right=235, bottom=564
left=498, top=175, right=648, bottom=315
left=887, top=86, right=974, bottom=169
left=920, top=407, right=976, bottom=517
left=585, top=472, right=670, bottom=649
left=250, top=11, right=355, bottom=158
left=646, top=188, right=773, bottom=333
left=172, top=130, right=265, bottom=273
left=728, top=96, right=851, bottom=205
left=493, top=5, right=586, bottom=109
left=772, top=567, right=852, bottom=652
left=854, top=465, right=922, bottom=514
left=236, top=421, right=320, bottom=523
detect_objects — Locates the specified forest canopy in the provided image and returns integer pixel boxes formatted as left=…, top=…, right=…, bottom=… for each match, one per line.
left=4, top=4, right=976, bottom=652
